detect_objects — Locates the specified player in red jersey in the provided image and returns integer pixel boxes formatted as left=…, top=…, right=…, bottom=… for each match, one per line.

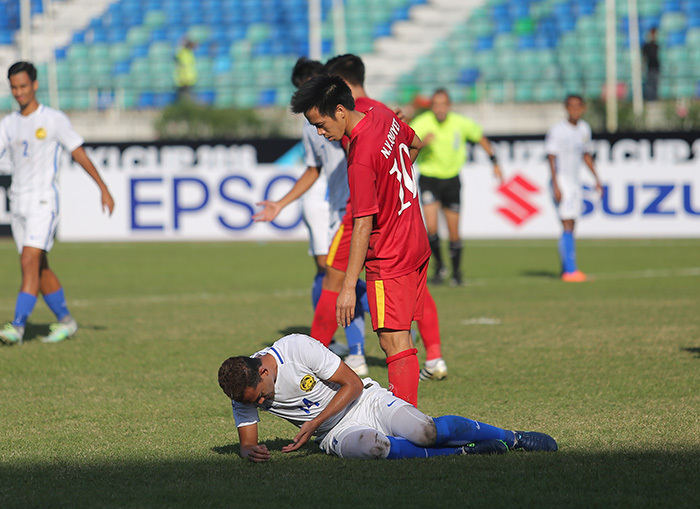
left=324, top=54, right=448, bottom=382
left=291, top=75, right=428, bottom=406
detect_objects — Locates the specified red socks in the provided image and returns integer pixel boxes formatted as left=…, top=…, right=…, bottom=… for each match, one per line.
left=310, top=289, right=338, bottom=347
left=416, top=290, right=442, bottom=361
left=386, top=348, right=419, bottom=406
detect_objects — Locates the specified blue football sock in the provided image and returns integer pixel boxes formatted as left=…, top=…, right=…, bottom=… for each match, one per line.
left=433, top=415, right=514, bottom=447
left=344, top=300, right=365, bottom=356
left=43, top=288, right=70, bottom=321
left=386, top=436, right=464, bottom=459
left=311, top=273, right=324, bottom=309
left=356, top=279, right=370, bottom=314
left=560, top=231, right=577, bottom=273
left=12, top=292, right=37, bottom=328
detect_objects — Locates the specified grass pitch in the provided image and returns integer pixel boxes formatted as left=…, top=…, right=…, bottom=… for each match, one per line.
left=1, top=238, right=699, bottom=508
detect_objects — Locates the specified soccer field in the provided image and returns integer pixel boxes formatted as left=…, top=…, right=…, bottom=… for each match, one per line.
left=1, top=238, right=699, bottom=508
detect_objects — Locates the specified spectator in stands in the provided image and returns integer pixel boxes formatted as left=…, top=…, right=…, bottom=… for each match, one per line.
left=642, top=27, right=660, bottom=101
left=174, top=38, right=197, bottom=101
left=409, top=89, right=502, bottom=286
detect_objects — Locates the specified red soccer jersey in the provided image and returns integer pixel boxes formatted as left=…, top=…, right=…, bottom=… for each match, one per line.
left=347, top=105, right=430, bottom=280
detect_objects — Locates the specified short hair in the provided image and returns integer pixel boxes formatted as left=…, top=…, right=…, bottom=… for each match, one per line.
left=218, top=356, right=262, bottom=402
left=290, top=74, right=355, bottom=117
left=432, top=88, right=451, bottom=101
left=325, top=54, right=365, bottom=87
left=291, top=57, right=325, bottom=88
left=565, top=94, right=585, bottom=106
left=8, top=61, right=37, bottom=82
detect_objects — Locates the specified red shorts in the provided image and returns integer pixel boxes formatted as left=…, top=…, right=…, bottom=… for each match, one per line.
left=366, top=261, right=428, bottom=331
left=326, top=211, right=353, bottom=272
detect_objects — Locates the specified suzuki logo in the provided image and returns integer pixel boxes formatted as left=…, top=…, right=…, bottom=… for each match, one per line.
left=496, top=174, right=540, bottom=226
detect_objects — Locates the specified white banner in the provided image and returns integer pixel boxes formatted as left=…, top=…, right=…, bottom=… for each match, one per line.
left=55, top=138, right=700, bottom=242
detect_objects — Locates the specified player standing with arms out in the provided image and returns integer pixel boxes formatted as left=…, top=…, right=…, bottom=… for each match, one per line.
left=291, top=75, right=428, bottom=406
left=410, top=89, right=503, bottom=286
left=545, top=95, right=602, bottom=282
left=324, top=54, right=447, bottom=381
left=254, top=58, right=367, bottom=372
left=0, top=62, right=114, bottom=345
left=218, top=333, right=558, bottom=461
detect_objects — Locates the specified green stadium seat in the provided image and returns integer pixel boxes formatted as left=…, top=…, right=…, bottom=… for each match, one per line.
left=143, top=10, right=166, bottom=29
left=67, top=43, right=89, bottom=61
left=108, top=43, right=132, bottom=63
left=0, top=94, right=14, bottom=111
left=126, top=26, right=151, bottom=46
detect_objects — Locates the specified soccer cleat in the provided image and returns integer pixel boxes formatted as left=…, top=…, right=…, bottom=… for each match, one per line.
left=344, top=354, right=369, bottom=376
left=0, top=323, right=23, bottom=345
left=419, top=358, right=448, bottom=381
left=328, top=340, right=350, bottom=357
left=41, top=317, right=78, bottom=343
left=430, top=266, right=448, bottom=285
left=512, top=431, right=558, bottom=452
left=461, top=439, right=509, bottom=455
left=561, top=270, right=587, bottom=282
left=449, top=271, right=463, bottom=287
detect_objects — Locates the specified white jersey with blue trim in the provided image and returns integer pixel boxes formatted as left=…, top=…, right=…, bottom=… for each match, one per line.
left=302, top=120, right=349, bottom=215
left=232, top=334, right=348, bottom=436
left=544, top=119, right=593, bottom=187
left=0, top=105, right=84, bottom=204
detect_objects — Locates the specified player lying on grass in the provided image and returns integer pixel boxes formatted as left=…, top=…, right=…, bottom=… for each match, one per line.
left=218, top=334, right=558, bottom=462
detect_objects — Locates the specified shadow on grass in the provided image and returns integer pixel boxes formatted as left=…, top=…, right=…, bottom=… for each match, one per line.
left=2, top=449, right=699, bottom=508
left=277, top=325, right=311, bottom=336
left=682, top=347, right=700, bottom=358
left=519, top=270, right=560, bottom=279
left=21, top=322, right=107, bottom=342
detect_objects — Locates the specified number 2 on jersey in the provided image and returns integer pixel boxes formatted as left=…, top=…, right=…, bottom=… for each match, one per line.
left=22, top=140, right=29, bottom=157
left=389, top=143, right=417, bottom=216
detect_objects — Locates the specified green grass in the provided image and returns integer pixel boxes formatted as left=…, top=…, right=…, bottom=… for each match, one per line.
left=1, top=238, right=699, bottom=508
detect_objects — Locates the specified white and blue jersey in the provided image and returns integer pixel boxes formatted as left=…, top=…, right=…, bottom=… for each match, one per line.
left=299, top=120, right=349, bottom=255
left=0, top=104, right=83, bottom=208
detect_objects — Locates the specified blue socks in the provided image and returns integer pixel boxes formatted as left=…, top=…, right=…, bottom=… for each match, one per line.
left=433, top=415, right=514, bottom=448
left=356, top=279, right=369, bottom=314
left=558, top=231, right=577, bottom=274
left=386, top=436, right=464, bottom=459
left=311, top=273, right=324, bottom=309
left=43, top=288, right=70, bottom=321
left=12, top=292, right=37, bottom=328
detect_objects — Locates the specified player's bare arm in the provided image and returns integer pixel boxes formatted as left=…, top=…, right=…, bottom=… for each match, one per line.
left=281, top=362, right=363, bottom=454
left=71, top=146, right=114, bottom=215
left=479, top=136, right=503, bottom=183
left=254, top=166, right=321, bottom=222
left=337, top=215, right=372, bottom=327
left=547, top=154, right=561, bottom=203
left=583, top=153, right=602, bottom=195
left=237, top=423, right=271, bottom=463
left=408, top=133, right=423, bottom=163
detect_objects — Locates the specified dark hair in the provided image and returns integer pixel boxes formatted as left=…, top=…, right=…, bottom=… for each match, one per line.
left=218, top=356, right=262, bottom=402
left=325, top=54, right=365, bottom=87
left=565, top=94, right=585, bottom=106
left=432, top=88, right=450, bottom=101
left=8, top=61, right=37, bottom=81
left=291, top=57, right=326, bottom=88
left=290, top=74, right=355, bottom=117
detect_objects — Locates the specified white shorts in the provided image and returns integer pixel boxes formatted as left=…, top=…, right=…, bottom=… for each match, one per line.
left=11, top=193, right=58, bottom=254
left=301, top=196, right=331, bottom=257
left=319, top=378, right=412, bottom=457
left=552, top=181, right=582, bottom=221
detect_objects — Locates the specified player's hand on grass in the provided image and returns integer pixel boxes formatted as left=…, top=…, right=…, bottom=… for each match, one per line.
left=336, top=285, right=356, bottom=328
left=244, top=444, right=271, bottom=463
left=282, top=421, right=318, bottom=453
left=253, top=201, right=281, bottom=222
left=101, top=189, right=115, bottom=216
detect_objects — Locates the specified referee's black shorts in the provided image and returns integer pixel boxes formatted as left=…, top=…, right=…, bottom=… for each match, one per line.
left=419, top=175, right=461, bottom=212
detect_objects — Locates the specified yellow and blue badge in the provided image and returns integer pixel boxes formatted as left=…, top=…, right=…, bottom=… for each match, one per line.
left=299, top=375, right=316, bottom=392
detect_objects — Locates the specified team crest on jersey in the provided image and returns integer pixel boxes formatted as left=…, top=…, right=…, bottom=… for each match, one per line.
left=35, top=128, right=47, bottom=140
left=299, top=375, right=316, bottom=392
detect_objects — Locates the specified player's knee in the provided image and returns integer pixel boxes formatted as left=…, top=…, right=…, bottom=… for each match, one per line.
left=413, top=418, right=438, bottom=447
left=342, top=430, right=391, bottom=460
